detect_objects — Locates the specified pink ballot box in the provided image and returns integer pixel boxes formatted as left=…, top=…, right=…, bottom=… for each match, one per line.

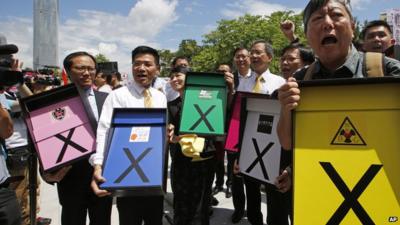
left=21, top=84, right=96, bottom=172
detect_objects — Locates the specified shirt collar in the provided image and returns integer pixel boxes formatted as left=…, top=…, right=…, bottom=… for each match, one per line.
left=238, top=69, right=253, bottom=79
left=314, top=45, right=359, bottom=76
left=130, top=81, right=151, bottom=96
left=84, top=87, right=95, bottom=96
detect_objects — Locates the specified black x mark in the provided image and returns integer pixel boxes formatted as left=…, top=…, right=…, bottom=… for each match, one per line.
left=189, top=104, right=216, bottom=132
left=114, top=147, right=152, bottom=183
left=245, top=139, right=274, bottom=180
left=54, top=128, right=88, bottom=163
left=320, top=162, right=382, bottom=225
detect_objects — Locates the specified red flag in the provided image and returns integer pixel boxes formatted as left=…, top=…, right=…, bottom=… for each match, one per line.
left=61, top=68, right=68, bottom=85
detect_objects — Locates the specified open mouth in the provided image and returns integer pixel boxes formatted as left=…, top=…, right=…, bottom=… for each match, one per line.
left=321, top=36, right=338, bottom=45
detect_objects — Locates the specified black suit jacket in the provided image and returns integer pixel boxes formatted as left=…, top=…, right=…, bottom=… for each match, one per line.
left=57, top=90, right=108, bottom=203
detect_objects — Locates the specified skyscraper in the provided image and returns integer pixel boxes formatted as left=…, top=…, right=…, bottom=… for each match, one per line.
left=33, top=0, right=59, bottom=70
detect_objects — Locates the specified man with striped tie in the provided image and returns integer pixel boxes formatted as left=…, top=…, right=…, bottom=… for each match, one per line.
left=90, top=46, right=167, bottom=225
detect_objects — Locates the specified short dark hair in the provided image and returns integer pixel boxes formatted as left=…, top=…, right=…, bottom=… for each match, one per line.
left=113, top=71, right=122, bottom=81
left=233, top=47, right=249, bottom=57
left=251, top=40, right=274, bottom=57
left=170, top=65, right=189, bottom=76
left=360, top=20, right=393, bottom=40
left=171, top=56, right=189, bottom=68
left=303, top=0, right=352, bottom=33
left=281, top=43, right=315, bottom=65
left=131, top=46, right=160, bottom=66
left=63, top=51, right=97, bottom=73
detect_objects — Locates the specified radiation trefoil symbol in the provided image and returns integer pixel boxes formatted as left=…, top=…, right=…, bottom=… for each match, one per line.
left=331, top=117, right=366, bottom=146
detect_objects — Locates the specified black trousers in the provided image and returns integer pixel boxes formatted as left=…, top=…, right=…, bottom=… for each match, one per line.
left=227, top=153, right=245, bottom=213
left=172, top=157, right=216, bottom=225
left=0, top=187, right=21, bottom=225
left=117, top=195, right=164, bottom=225
left=244, top=177, right=291, bottom=225
left=58, top=187, right=112, bottom=225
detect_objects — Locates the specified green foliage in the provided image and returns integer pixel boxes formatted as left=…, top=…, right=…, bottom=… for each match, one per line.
left=95, top=53, right=110, bottom=63
left=158, top=49, right=175, bottom=77
left=158, top=11, right=305, bottom=74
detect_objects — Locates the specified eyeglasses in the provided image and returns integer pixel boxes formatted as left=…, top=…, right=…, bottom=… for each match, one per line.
left=234, top=55, right=249, bottom=60
left=250, top=50, right=266, bottom=57
left=280, top=57, right=300, bottom=63
left=72, top=65, right=96, bottom=73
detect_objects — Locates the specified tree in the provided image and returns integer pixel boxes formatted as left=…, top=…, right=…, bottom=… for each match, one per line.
left=158, top=49, right=175, bottom=77
left=192, top=12, right=305, bottom=73
left=175, top=39, right=201, bottom=61
left=95, top=53, right=110, bottom=63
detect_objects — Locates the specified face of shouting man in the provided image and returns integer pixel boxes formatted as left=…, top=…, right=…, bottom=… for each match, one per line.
left=305, top=0, right=355, bottom=71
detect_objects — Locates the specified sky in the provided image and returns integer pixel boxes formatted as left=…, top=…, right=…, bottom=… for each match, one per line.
left=0, top=0, right=398, bottom=73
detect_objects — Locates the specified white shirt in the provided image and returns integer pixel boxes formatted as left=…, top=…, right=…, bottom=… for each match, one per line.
left=237, top=69, right=256, bottom=92
left=152, top=77, right=179, bottom=102
left=89, top=81, right=167, bottom=166
left=98, top=84, right=113, bottom=93
left=238, top=69, right=285, bottom=94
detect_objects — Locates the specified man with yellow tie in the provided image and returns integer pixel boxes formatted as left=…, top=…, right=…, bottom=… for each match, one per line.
left=245, top=40, right=286, bottom=225
left=90, top=46, right=167, bottom=225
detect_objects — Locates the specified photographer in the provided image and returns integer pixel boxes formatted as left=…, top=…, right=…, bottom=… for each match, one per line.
left=0, top=35, right=22, bottom=225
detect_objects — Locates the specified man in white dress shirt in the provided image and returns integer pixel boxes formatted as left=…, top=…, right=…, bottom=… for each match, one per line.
left=240, top=40, right=286, bottom=225
left=90, top=46, right=167, bottom=225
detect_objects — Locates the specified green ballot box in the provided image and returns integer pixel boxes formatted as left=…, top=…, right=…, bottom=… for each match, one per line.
left=179, top=72, right=227, bottom=136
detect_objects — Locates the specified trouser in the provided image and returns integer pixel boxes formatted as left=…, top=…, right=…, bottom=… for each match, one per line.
left=244, top=177, right=291, bottom=225
left=117, top=195, right=164, bottom=225
left=8, top=146, right=38, bottom=225
left=58, top=185, right=112, bottom=225
left=172, top=157, right=216, bottom=225
left=0, top=186, right=22, bottom=225
left=265, top=187, right=292, bottom=225
left=231, top=175, right=245, bottom=213
left=213, top=142, right=226, bottom=188
left=227, top=153, right=245, bottom=212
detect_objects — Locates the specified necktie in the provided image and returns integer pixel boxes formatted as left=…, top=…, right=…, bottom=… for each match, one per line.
left=143, top=89, right=152, bottom=108
left=252, top=75, right=264, bottom=93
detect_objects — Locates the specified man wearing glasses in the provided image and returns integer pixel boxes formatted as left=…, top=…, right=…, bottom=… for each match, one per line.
left=43, top=52, right=112, bottom=225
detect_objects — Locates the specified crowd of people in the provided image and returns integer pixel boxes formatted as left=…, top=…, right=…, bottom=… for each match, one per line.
left=0, top=0, right=399, bottom=225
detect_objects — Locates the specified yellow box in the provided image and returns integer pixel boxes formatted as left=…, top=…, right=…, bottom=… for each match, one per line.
left=293, top=77, right=400, bottom=225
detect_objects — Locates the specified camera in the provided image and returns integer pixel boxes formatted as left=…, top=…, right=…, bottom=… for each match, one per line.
left=0, top=56, right=24, bottom=87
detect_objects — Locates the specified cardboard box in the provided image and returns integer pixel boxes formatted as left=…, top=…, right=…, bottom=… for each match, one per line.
left=238, top=94, right=281, bottom=185
left=20, top=84, right=96, bottom=172
left=100, top=108, right=167, bottom=196
left=293, top=77, right=400, bottom=225
left=179, top=72, right=227, bottom=136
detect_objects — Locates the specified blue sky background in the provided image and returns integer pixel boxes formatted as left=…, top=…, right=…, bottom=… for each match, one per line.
left=0, top=0, right=398, bottom=73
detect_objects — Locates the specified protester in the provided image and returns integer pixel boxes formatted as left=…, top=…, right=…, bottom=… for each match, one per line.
left=280, top=43, right=315, bottom=79
left=212, top=64, right=233, bottom=199
left=361, top=20, right=395, bottom=55
left=43, top=51, right=112, bottom=225
left=0, top=36, right=22, bottom=225
left=167, top=66, right=216, bottom=225
left=277, top=0, right=400, bottom=151
left=91, top=46, right=167, bottom=225
left=94, top=72, right=113, bottom=93
left=228, top=40, right=286, bottom=225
